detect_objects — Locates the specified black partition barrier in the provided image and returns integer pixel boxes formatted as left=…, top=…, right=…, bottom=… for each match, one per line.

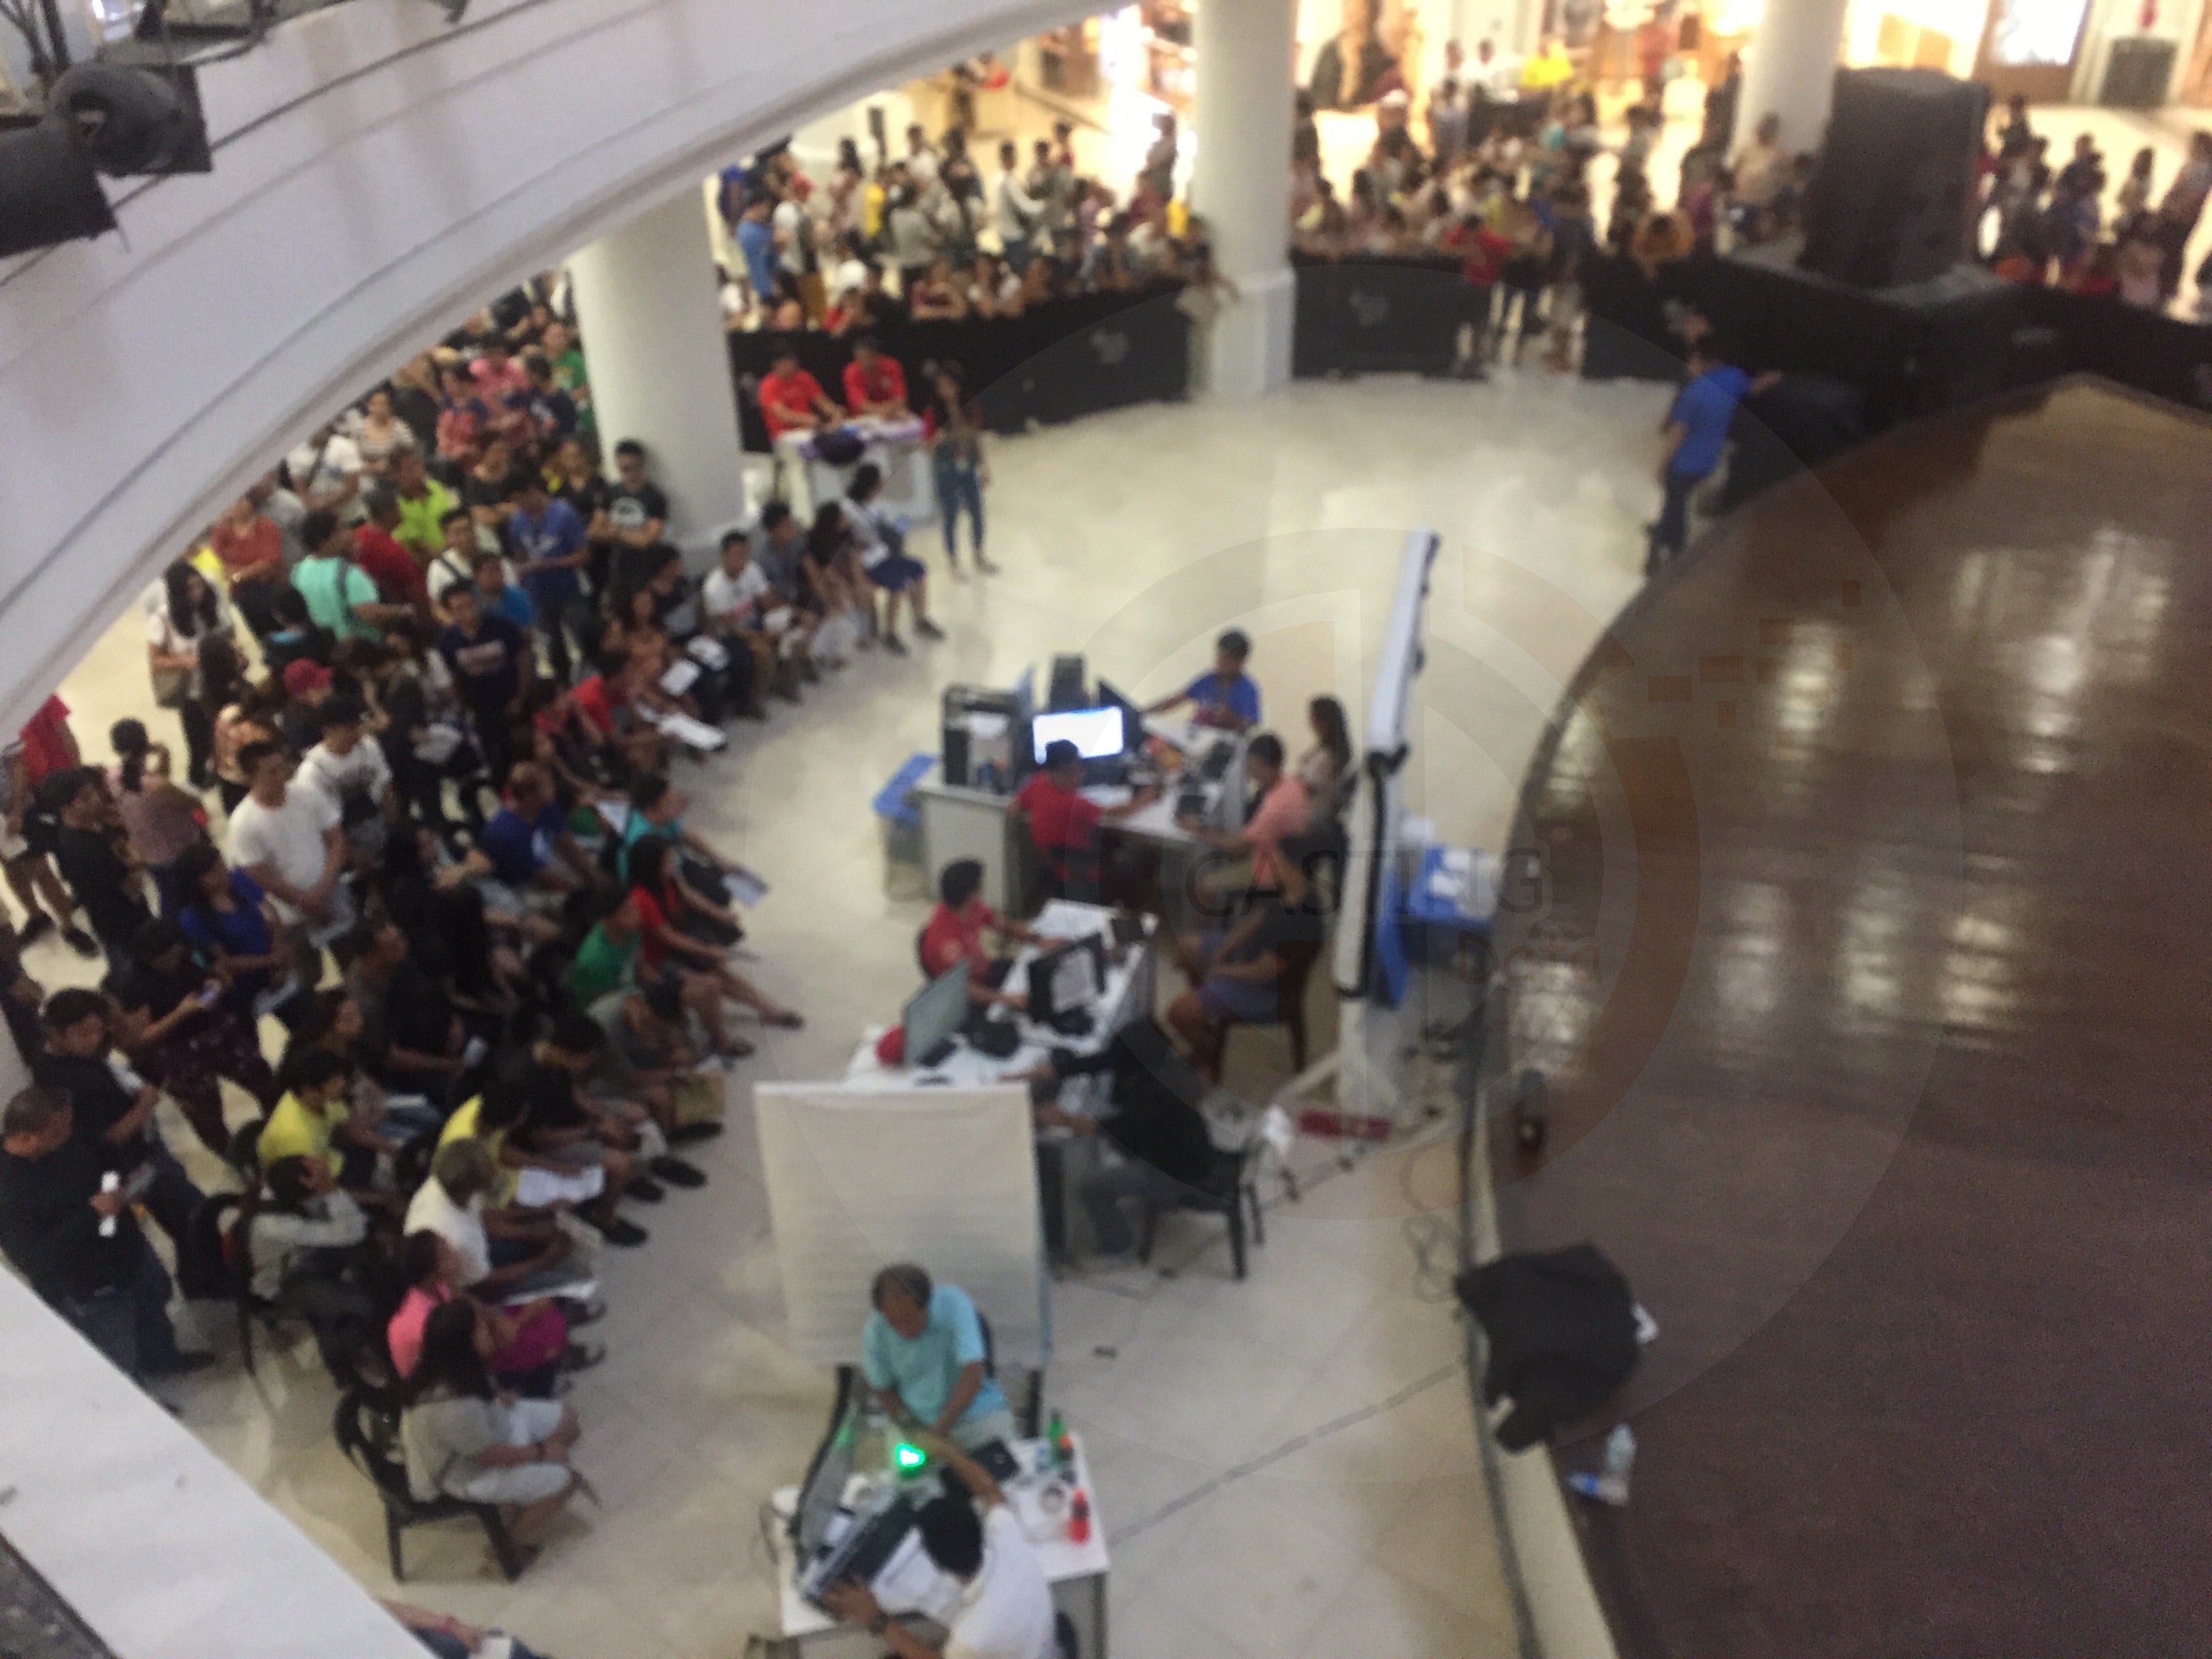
left=1292, top=255, right=1467, bottom=377
left=726, top=283, right=1191, bottom=453
left=2015, top=285, right=2212, bottom=410
left=1578, top=253, right=1698, bottom=384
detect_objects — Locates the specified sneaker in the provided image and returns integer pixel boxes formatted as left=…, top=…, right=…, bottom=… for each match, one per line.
left=668, top=1120, right=725, bottom=1146
left=915, top=618, right=945, bottom=640
left=61, top=925, right=99, bottom=959
left=16, top=913, right=54, bottom=947
left=977, top=554, right=1002, bottom=573
left=562, top=1340, right=607, bottom=1373
left=649, top=1154, right=708, bottom=1189
left=559, top=1296, right=608, bottom=1326
left=882, top=634, right=908, bottom=655
left=602, top=1217, right=650, bottom=1248
left=626, top=1174, right=666, bottom=1204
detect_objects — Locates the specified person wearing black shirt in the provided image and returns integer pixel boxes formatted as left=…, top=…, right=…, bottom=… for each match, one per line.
left=461, top=436, right=533, bottom=548
left=0, top=1086, right=210, bottom=1378
left=607, top=440, right=671, bottom=582
left=436, top=585, right=531, bottom=786
left=550, top=436, right=617, bottom=598
left=1026, top=1016, right=1220, bottom=1258
left=0, top=918, right=45, bottom=1062
left=30, top=988, right=207, bottom=1261
left=49, top=769, right=153, bottom=977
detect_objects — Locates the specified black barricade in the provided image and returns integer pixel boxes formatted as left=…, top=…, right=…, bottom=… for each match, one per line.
left=726, top=284, right=1191, bottom=452
left=1292, top=255, right=1467, bottom=377
left=2016, top=285, right=2212, bottom=410
left=1578, top=253, right=1694, bottom=384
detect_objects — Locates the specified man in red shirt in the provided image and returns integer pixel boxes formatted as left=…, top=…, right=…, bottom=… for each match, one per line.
left=841, top=337, right=911, bottom=419
left=207, top=485, right=291, bottom=635
left=1011, top=740, right=1156, bottom=898
left=758, top=348, right=842, bottom=439
left=918, top=858, right=1055, bottom=1008
left=352, top=487, right=431, bottom=613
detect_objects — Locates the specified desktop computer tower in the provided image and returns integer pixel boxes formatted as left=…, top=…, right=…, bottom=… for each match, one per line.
left=1048, top=654, right=1088, bottom=712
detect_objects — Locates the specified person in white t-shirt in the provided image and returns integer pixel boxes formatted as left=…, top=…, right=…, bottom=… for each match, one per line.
left=285, top=424, right=367, bottom=524
left=226, top=739, right=353, bottom=937
left=820, top=1430, right=1056, bottom=1659
left=704, top=531, right=812, bottom=700
left=297, top=697, right=397, bottom=859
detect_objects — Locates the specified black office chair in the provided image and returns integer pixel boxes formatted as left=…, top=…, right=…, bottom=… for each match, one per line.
left=975, top=1311, right=1044, bottom=1439
left=1137, top=1141, right=1269, bottom=1281
left=333, top=1388, right=528, bottom=1582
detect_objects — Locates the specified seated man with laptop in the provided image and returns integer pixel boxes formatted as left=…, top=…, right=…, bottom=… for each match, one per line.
left=1010, top=739, right=1157, bottom=898
left=920, top=859, right=1059, bottom=1011
left=861, top=1263, right=1019, bottom=1454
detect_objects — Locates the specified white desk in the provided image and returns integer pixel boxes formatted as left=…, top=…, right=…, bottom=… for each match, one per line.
left=841, top=899, right=1153, bottom=1261
left=767, top=1433, right=1111, bottom=1658
left=775, top=415, right=935, bottom=525
left=842, top=900, right=1153, bottom=1107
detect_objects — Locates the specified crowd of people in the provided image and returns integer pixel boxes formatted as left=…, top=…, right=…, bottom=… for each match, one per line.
left=0, top=284, right=912, bottom=1642
left=716, top=117, right=1227, bottom=338
left=1984, top=100, right=2212, bottom=312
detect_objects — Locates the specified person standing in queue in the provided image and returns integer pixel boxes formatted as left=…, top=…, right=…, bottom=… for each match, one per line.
left=1143, top=628, right=1261, bottom=732
left=1010, top=740, right=1158, bottom=899
left=820, top=1427, right=1057, bottom=1659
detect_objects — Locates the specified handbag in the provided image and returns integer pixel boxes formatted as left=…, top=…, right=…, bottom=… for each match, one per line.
left=150, top=662, right=192, bottom=709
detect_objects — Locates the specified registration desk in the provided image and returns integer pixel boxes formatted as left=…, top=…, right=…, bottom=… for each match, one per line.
left=914, top=716, right=1250, bottom=917
left=841, top=899, right=1155, bottom=1261
left=773, top=414, right=935, bottom=525
left=765, top=1432, right=1110, bottom=1658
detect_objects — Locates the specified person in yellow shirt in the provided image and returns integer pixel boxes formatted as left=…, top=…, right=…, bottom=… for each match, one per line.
left=260, top=1048, right=373, bottom=1185
left=438, top=1062, right=648, bottom=1248
left=1519, top=34, right=1573, bottom=91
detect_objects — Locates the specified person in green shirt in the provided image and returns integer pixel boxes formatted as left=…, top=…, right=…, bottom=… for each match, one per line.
left=566, top=893, right=643, bottom=1006
left=541, top=320, right=593, bottom=437
left=291, top=510, right=404, bottom=642
left=390, top=449, right=458, bottom=562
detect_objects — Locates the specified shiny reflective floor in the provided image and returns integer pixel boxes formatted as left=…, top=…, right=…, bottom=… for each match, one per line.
left=1493, top=378, right=2212, bottom=1658
left=33, top=372, right=1678, bottom=1659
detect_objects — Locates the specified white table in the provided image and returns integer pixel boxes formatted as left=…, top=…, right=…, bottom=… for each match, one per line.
left=767, top=1433, right=1111, bottom=1658
left=840, top=899, right=1154, bottom=1260
left=775, top=415, right=935, bottom=526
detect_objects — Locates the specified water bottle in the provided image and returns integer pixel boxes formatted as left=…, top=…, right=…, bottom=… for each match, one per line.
left=1567, top=1425, right=1636, bottom=1507
left=1067, top=1488, right=1091, bottom=1544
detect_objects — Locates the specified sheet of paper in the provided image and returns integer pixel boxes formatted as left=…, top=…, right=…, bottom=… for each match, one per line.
left=725, top=866, right=769, bottom=908
left=660, top=659, right=702, bottom=696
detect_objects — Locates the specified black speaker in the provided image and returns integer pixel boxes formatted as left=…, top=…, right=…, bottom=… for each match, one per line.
left=1799, top=68, right=1986, bottom=289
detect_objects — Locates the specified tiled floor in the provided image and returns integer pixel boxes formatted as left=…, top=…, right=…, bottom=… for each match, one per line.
left=36, top=371, right=1660, bottom=1658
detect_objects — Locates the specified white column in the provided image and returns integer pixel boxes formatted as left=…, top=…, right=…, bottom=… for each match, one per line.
left=1191, top=0, right=1297, bottom=401
left=567, top=189, right=749, bottom=552
left=1738, top=0, right=1853, bottom=157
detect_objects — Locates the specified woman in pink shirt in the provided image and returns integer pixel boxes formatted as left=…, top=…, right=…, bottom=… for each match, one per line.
left=388, top=1231, right=592, bottom=1395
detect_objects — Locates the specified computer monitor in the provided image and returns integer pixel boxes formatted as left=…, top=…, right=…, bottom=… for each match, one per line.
left=902, top=964, right=970, bottom=1067
left=1096, top=678, right=1143, bottom=752
left=1027, top=935, right=1107, bottom=1025
left=1031, top=707, right=1124, bottom=763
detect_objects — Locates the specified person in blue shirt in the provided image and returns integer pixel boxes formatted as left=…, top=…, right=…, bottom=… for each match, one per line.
left=735, top=194, right=779, bottom=310
left=1145, top=628, right=1262, bottom=733
left=859, top=1263, right=1016, bottom=1452
left=506, top=479, right=586, bottom=681
left=470, top=552, right=537, bottom=633
left=1647, top=336, right=1758, bottom=576
left=477, top=760, right=595, bottom=911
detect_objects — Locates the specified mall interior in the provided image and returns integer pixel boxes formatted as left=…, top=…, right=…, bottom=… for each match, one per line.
left=1, top=0, right=2210, bottom=1656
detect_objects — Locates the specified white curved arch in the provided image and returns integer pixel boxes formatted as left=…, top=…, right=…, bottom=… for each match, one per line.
left=0, top=0, right=1092, bottom=729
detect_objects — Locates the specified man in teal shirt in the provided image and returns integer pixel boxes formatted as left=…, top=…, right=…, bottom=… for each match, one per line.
left=291, top=509, right=400, bottom=642
left=861, top=1263, right=1015, bottom=1452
